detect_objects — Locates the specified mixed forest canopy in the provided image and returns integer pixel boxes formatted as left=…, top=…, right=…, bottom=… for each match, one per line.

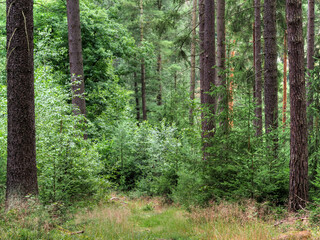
left=0, top=0, right=320, bottom=217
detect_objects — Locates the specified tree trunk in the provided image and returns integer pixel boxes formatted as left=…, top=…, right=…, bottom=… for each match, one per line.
left=199, top=0, right=216, bottom=160
left=307, top=0, right=314, bottom=132
left=67, top=0, right=86, bottom=117
left=283, top=31, right=288, bottom=130
left=157, top=53, right=162, bottom=106
left=140, top=0, right=147, bottom=121
left=264, top=0, right=278, bottom=153
left=189, top=0, right=197, bottom=125
left=287, top=0, right=308, bottom=212
left=134, top=72, right=140, bottom=122
left=254, top=0, right=262, bottom=136
left=6, top=0, right=38, bottom=210
left=216, top=0, right=226, bottom=131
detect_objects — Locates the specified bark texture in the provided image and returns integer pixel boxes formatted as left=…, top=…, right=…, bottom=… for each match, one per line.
left=6, top=0, right=38, bottom=209
left=67, top=0, right=86, bottom=116
left=189, top=0, right=197, bottom=125
left=287, top=0, right=308, bottom=212
left=216, top=0, right=226, bottom=130
left=307, top=0, right=314, bottom=131
left=254, top=0, right=262, bottom=136
left=264, top=0, right=278, bottom=152
left=199, top=0, right=216, bottom=160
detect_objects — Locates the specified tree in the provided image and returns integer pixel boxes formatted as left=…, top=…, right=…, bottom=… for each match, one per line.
left=216, top=0, right=227, bottom=131
left=287, top=0, right=308, bottom=212
left=307, top=0, right=314, bottom=132
left=254, top=0, right=262, bottom=136
left=282, top=31, right=287, bottom=129
left=264, top=0, right=278, bottom=153
left=6, top=0, right=38, bottom=209
left=67, top=0, right=86, bottom=117
left=199, top=0, right=216, bottom=159
left=140, top=0, right=147, bottom=121
left=189, top=0, right=197, bottom=125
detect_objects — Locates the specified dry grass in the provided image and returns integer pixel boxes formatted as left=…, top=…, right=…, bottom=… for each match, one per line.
left=1, top=195, right=313, bottom=240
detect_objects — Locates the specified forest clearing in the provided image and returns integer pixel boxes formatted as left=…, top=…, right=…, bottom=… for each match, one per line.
left=1, top=0, right=320, bottom=238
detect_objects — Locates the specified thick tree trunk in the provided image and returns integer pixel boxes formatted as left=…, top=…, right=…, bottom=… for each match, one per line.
left=6, top=0, right=38, bottom=209
left=157, top=53, right=162, bottom=106
left=264, top=0, right=278, bottom=152
left=140, top=0, right=147, bottom=121
left=287, top=0, right=308, bottom=212
left=199, top=0, right=216, bottom=160
left=307, top=0, right=314, bottom=132
left=254, top=0, right=262, bottom=136
left=189, top=0, right=197, bottom=125
left=216, top=0, right=226, bottom=131
left=67, top=0, right=86, bottom=117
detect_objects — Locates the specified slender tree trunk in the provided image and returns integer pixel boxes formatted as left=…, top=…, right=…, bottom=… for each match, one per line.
left=283, top=31, right=288, bottom=130
left=199, top=0, right=204, bottom=106
left=199, top=0, right=216, bottom=160
left=157, top=53, right=162, bottom=105
left=287, top=0, right=308, bottom=212
left=216, top=0, right=226, bottom=131
left=307, top=0, right=314, bottom=132
left=254, top=0, right=262, bottom=136
left=67, top=0, right=86, bottom=117
left=140, top=0, right=147, bottom=121
left=264, top=0, right=278, bottom=153
left=134, top=72, right=140, bottom=122
left=6, top=0, right=38, bottom=209
left=228, top=41, right=235, bottom=128
left=189, top=0, right=197, bottom=125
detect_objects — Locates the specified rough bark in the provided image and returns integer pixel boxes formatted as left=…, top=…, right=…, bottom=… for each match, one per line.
left=200, top=0, right=216, bottom=160
left=307, top=0, right=314, bottom=132
left=216, top=0, right=226, bottom=131
left=287, top=0, right=308, bottom=212
left=254, top=0, right=262, bottom=136
left=67, top=0, right=86, bottom=117
left=264, top=0, right=278, bottom=152
left=140, top=0, right=147, bottom=121
left=189, top=0, right=197, bottom=125
left=6, top=0, right=38, bottom=209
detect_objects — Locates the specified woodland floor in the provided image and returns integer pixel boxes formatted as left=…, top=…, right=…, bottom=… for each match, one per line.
left=1, top=194, right=320, bottom=239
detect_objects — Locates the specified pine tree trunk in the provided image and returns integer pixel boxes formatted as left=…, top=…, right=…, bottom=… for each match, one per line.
left=6, top=0, right=38, bottom=210
left=189, top=0, right=197, bottom=125
left=140, top=0, right=147, bottom=121
left=307, top=0, right=314, bottom=132
left=200, top=0, right=216, bottom=160
left=157, top=53, right=162, bottom=106
left=134, top=72, right=140, bottom=122
left=264, top=0, right=278, bottom=153
left=216, top=0, right=226, bottom=131
left=254, top=0, right=262, bottom=136
left=67, top=0, right=86, bottom=117
left=287, top=0, right=308, bottom=212
left=283, top=31, right=288, bottom=129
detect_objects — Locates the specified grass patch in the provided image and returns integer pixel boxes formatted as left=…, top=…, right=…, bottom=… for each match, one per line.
left=0, top=195, right=313, bottom=239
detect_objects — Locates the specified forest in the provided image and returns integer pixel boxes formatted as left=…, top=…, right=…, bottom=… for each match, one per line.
left=0, top=0, right=319, bottom=239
